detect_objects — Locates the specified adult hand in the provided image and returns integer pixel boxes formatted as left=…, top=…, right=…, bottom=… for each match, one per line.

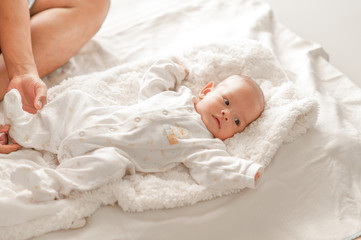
left=7, top=74, right=47, bottom=114
left=0, top=125, right=21, bottom=154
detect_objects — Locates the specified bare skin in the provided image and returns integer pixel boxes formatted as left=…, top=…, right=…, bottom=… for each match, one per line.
left=194, top=75, right=265, bottom=140
left=0, top=0, right=110, bottom=113
left=0, top=125, right=21, bottom=154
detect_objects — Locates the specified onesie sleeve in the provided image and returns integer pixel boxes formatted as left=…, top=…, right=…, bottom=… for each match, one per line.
left=184, top=147, right=264, bottom=190
left=138, top=59, right=186, bottom=101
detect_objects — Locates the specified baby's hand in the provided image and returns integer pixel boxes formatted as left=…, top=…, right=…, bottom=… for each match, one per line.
left=0, top=131, right=7, bottom=145
left=255, top=171, right=261, bottom=181
left=179, top=64, right=189, bottom=78
left=0, top=125, right=21, bottom=154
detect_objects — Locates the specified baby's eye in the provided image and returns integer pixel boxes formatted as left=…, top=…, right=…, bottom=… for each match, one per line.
left=234, top=118, right=240, bottom=126
left=223, top=98, right=229, bottom=106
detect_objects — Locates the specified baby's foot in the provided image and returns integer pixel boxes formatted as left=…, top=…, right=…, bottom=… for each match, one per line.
left=70, top=218, right=86, bottom=229
left=4, top=89, right=31, bottom=122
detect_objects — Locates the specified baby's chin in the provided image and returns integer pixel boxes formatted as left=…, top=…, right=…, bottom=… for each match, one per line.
left=212, top=129, right=245, bottom=141
left=211, top=131, right=233, bottom=141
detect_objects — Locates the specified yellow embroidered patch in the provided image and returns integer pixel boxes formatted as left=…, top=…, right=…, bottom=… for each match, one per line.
left=167, top=132, right=178, bottom=145
left=163, top=124, right=189, bottom=145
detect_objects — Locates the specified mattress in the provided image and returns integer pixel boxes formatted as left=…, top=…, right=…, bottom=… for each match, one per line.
left=1, top=0, right=360, bottom=239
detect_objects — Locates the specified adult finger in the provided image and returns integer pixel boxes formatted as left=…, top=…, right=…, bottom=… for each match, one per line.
left=23, top=104, right=37, bottom=114
left=34, top=83, right=48, bottom=110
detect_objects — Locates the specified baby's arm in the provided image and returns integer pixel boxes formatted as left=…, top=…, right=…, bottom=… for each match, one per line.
left=184, top=147, right=264, bottom=190
left=0, top=124, right=21, bottom=154
left=138, top=59, right=188, bottom=101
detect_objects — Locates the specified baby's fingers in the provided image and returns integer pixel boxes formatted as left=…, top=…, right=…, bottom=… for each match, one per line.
left=0, top=144, right=21, bottom=154
left=178, top=64, right=189, bottom=77
left=0, top=133, right=8, bottom=145
left=11, top=137, right=18, bottom=144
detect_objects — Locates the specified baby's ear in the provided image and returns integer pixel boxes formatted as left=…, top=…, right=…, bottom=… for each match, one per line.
left=198, top=81, right=215, bottom=99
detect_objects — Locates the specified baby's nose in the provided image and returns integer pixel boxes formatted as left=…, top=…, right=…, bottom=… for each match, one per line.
left=221, top=109, right=230, bottom=121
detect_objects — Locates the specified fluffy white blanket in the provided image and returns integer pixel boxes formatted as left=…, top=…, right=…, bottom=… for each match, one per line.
left=0, top=40, right=318, bottom=239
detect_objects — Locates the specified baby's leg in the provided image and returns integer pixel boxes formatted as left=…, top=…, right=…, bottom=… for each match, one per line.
left=56, top=147, right=135, bottom=193
left=4, top=89, right=32, bottom=121
left=4, top=89, right=105, bottom=153
left=4, top=89, right=54, bottom=152
left=11, top=147, right=135, bottom=201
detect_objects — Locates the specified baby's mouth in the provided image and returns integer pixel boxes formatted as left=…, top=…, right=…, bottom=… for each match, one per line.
left=212, top=115, right=221, bottom=129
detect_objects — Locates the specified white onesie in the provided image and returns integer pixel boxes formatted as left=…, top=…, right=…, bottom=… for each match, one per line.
left=4, top=59, right=263, bottom=201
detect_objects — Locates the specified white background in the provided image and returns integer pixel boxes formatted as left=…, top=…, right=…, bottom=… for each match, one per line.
left=103, top=0, right=361, bottom=87
left=262, top=0, right=361, bottom=87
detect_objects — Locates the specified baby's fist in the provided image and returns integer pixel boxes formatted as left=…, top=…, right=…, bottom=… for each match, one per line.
left=179, top=64, right=189, bottom=77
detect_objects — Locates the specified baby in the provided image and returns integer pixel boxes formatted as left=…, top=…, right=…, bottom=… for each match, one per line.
left=1, top=59, right=265, bottom=201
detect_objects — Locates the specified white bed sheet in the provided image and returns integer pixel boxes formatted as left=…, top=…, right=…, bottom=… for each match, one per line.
left=263, top=0, right=361, bottom=88
left=8, top=0, right=361, bottom=239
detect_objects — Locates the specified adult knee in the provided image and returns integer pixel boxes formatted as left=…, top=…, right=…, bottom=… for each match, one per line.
left=77, top=0, right=110, bottom=32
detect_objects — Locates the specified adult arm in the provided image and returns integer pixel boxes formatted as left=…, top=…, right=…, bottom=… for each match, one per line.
left=0, top=0, right=47, bottom=113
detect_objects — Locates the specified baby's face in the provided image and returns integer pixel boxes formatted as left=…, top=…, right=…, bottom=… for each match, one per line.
left=194, top=75, right=264, bottom=140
